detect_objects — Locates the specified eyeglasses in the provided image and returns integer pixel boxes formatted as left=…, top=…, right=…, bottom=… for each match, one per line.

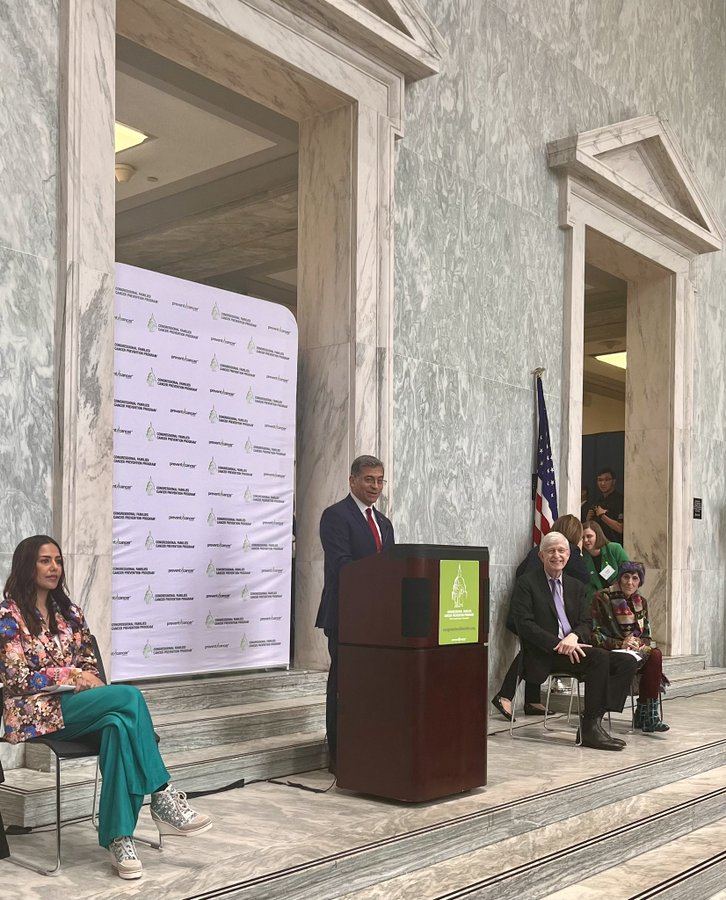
left=360, top=477, right=386, bottom=486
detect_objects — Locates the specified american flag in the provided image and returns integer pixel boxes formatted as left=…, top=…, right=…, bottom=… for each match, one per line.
left=533, top=375, right=558, bottom=544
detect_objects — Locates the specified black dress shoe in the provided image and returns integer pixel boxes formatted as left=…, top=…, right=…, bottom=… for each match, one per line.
left=523, top=703, right=553, bottom=716
left=578, top=717, right=625, bottom=751
left=595, top=717, right=626, bottom=747
left=491, top=695, right=512, bottom=721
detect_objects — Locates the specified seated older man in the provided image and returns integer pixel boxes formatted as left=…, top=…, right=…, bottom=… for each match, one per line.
left=510, top=531, right=638, bottom=751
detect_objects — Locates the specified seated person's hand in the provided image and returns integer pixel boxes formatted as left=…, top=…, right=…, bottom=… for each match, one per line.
left=554, top=632, right=589, bottom=661
left=73, top=671, right=104, bottom=692
left=621, top=635, right=641, bottom=651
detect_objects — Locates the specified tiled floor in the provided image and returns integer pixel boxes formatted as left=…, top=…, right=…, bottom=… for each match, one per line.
left=2, top=691, right=725, bottom=899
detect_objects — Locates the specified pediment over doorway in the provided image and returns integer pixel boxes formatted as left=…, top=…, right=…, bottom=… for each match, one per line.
left=547, top=115, right=724, bottom=255
left=282, top=0, right=445, bottom=81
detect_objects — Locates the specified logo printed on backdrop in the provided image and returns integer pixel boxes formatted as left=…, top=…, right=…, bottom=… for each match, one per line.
left=112, top=263, right=296, bottom=679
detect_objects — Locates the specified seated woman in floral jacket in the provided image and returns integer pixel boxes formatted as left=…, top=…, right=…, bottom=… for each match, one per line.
left=591, top=560, right=669, bottom=733
left=0, top=535, right=212, bottom=880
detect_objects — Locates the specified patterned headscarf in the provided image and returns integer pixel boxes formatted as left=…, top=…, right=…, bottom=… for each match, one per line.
left=618, top=560, right=645, bottom=587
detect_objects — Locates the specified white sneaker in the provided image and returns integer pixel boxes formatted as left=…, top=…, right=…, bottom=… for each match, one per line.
left=108, top=836, right=143, bottom=880
left=150, top=784, right=213, bottom=837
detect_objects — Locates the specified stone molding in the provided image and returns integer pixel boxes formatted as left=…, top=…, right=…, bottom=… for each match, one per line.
left=548, top=114, right=723, bottom=655
left=281, top=0, right=445, bottom=81
left=548, top=115, right=724, bottom=256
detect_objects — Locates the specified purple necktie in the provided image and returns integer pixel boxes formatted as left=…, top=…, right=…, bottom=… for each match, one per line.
left=550, top=578, right=572, bottom=636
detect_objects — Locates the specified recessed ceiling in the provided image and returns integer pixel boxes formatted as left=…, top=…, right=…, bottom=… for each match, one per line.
left=583, top=263, right=627, bottom=402
left=115, top=38, right=299, bottom=310
left=115, top=72, right=276, bottom=201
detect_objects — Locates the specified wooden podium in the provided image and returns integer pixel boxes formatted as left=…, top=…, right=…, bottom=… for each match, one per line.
left=336, top=544, right=489, bottom=801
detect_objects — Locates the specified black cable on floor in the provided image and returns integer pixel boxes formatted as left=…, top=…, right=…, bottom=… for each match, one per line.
left=267, top=775, right=337, bottom=794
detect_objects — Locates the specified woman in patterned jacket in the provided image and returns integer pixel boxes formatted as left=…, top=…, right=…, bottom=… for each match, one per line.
left=591, top=560, right=669, bottom=733
left=0, top=535, right=212, bottom=880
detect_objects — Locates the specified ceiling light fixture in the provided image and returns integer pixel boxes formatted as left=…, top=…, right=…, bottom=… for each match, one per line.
left=115, top=163, right=137, bottom=183
left=594, top=352, right=627, bottom=370
left=115, top=121, right=149, bottom=153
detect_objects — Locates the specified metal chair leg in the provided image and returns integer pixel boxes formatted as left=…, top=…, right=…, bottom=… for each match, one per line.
left=9, top=759, right=64, bottom=876
left=509, top=678, right=523, bottom=736
left=544, top=677, right=556, bottom=730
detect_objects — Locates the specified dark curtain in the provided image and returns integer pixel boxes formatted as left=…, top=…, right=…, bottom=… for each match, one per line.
left=581, top=432, right=625, bottom=506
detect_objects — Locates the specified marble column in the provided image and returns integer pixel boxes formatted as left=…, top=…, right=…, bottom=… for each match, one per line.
left=55, top=0, right=116, bottom=669
left=294, top=101, right=394, bottom=670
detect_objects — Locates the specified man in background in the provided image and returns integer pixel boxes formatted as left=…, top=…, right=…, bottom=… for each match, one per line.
left=588, top=467, right=624, bottom=544
left=316, top=455, right=395, bottom=771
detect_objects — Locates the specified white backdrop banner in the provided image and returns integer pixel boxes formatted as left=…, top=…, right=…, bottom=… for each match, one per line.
left=111, top=263, right=297, bottom=680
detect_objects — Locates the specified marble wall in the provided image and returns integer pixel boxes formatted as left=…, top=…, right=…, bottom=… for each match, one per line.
left=0, top=0, right=59, bottom=562
left=0, top=0, right=60, bottom=768
left=394, top=0, right=726, bottom=682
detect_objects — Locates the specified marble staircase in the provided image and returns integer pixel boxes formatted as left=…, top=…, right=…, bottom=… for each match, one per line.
left=0, top=668, right=328, bottom=828
left=214, top=741, right=726, bottom=900
left=1, top=655, right=725, bottom=844
left=3, top=686, right=726, bottom=898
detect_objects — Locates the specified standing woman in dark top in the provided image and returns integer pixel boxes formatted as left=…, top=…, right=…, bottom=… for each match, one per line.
left=491, top=515, right=589, bottom=720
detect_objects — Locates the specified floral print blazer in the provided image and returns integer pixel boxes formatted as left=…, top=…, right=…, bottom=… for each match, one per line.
left=0, top=599, right=99, bottom=743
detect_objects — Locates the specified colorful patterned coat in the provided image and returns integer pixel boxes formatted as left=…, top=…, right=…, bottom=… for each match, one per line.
left=0, top=599, right=99, bottom=743
left=590, top=586, right=653, bottom=655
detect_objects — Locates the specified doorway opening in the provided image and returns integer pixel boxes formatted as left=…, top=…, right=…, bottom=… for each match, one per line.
left=114, top=37, right=299, bottom=309
left=581, top=262, right=627, bottom=528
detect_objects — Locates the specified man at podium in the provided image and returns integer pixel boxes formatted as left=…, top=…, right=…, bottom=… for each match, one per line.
left=316, top=455, right=395, bottom=771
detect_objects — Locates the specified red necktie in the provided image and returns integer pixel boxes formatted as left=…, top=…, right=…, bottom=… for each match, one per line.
left=366, top=507, right=382, bottom=552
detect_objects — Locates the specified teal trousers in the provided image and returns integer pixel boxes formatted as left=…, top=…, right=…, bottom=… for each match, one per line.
left=56, top=684, right=169, bottom=847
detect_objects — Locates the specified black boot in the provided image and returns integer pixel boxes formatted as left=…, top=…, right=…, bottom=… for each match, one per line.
left=578, top=716, right=625, bottom=751
left=595, top=716, right=626, bottom=747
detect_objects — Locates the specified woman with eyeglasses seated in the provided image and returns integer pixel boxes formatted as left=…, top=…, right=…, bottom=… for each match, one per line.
left=0, top=535, right=213, bottom=880
left=591, top=560, right=669, bottom=733
left=491, top=515, right=590, bottom=721
left=581, top=520, right=628, bottom=601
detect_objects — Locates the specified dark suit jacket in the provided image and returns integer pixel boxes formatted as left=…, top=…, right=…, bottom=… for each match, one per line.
left=315, top=494, right=395, bottom=634
left=507, top=542, right=589, bottom=634
left=510, top=568, right=591, bottom=684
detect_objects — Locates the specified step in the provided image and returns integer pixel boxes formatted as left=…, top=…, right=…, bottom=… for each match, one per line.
left=133, top=668, right=328, bottom=718
left=662, top=654, right=707, bottom=678
left=23, top=671, right=327, bottom=772
left=541, top=819, right=726, bottom=899
left=337, top=768, right=726, bottom=900
left=542, top=669, right=726, bottom=717
left=0, top=730, right=327, bottom=828
left=24, top=695, right=326, bottom=771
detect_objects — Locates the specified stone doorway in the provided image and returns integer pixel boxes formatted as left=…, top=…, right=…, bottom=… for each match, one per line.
left=548, top=115, right=724, bottom=655
left=58, top=0, right=442, bottom=673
